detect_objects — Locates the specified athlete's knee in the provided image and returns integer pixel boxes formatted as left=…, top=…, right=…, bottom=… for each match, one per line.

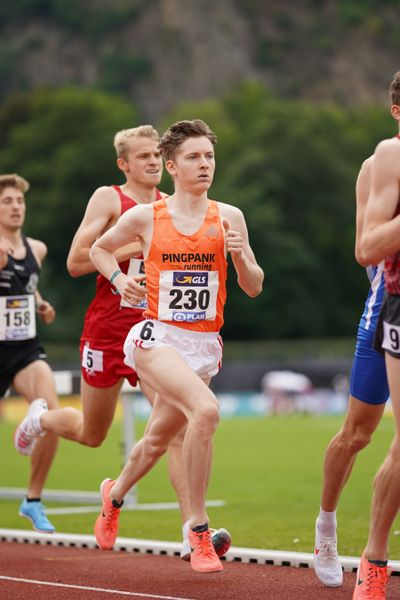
left=142, top=432, right=168, bottom=460
left=79, top=430, right=108, bottom=448
left=192, top=402, right=220, bottom=436
left=337, top=425, right=373, bottom=454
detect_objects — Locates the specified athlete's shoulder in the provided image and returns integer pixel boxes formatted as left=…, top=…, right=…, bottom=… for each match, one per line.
left=359, top=155, right=374, bottom=177
left=216, top=201, right=244, bottom=223
left=375, top=136, right=400, bottom=156
left=356, top=155, right=373, bottom=204
left=26, top=237, right=47, bottom=263
left=123, top=200, right=154, bottom=222
left=87, top=185, right=120, bottom=213
left=372, top=138, right=400, bottom=178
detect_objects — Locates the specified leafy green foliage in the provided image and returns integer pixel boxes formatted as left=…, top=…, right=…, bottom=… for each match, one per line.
left=0, top=82, right=395, bottom=345
left=162, top=82, right=393, bottom=339
left=0, top=87, right=138, bottom=341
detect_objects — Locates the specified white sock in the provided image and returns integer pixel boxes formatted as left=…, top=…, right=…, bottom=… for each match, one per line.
left=182, top=519, right=190, bottom=540
left=317, top=507, right=337, bottom=538
left=31, top=400, right=46, bottom=435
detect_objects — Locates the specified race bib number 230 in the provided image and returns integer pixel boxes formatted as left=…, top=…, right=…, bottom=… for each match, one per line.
left=158, top=270, right=219, bottom=323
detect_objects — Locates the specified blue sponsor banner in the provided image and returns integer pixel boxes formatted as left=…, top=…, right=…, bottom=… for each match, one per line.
left=127, top=391, right=351, bottom=418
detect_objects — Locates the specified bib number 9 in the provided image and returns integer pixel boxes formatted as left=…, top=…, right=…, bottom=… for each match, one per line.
left=382, top=321, right=400, bottom=354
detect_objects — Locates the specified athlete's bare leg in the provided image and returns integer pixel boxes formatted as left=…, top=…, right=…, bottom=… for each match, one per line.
left=321, top=395, right=385, bottom=511
left=364, top=353, right=400, bottom=559
left=40, top=377, right=122, bottom=447
left=110, top=346, right=220, bottom=527
left=13, top=360, right=59, bottom=498
left=38, top=364, right=194, bottom=524
left=140, top=379, right=191, bottom=523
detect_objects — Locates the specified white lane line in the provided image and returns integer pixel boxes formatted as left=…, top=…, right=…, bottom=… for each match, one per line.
left=0, top=575, right=195, bottom=600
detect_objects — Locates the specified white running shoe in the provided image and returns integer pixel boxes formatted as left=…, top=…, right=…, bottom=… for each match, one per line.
left=314, top=520, right=343, bottom=587
left=14, top=398, right=47, bottom=456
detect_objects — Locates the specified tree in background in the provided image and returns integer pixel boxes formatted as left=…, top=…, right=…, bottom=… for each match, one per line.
left=0, top=87, right=138, bottom=344
left=164, top=83, right=393, bottom=339
left=0, top=83, right=394, bottom=350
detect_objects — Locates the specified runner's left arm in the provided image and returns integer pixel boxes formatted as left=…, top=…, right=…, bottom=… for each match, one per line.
left=28, top=238, right=56, bottom=324
left=221, top=205, right=264, bottom=297
left=90, top=205, right=151, bottom=304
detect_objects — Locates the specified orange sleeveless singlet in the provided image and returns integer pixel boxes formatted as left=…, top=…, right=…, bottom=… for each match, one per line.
left=144, top=198, right=227, bottom=332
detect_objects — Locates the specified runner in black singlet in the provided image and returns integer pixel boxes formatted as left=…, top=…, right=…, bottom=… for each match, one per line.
left=0, top=173, right=59, bottom=533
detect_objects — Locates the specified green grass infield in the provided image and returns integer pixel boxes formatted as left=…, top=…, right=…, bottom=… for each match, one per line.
left=1, top=411, right=399, bottom=557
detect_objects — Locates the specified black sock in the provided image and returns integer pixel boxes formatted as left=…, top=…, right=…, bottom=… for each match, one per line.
left=112, top=499, right=123, bottom=509
left=26, top=497, right=41, bottom=503
left=369, top=559, right=388, bottom=568
left=192, top=522, right=208, bottom=533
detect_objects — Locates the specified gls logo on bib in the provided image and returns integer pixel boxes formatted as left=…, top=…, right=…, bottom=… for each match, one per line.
left=173, top=272, right=208, bottom=286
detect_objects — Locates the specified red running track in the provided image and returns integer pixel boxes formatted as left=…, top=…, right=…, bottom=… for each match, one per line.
left=0, top=541, right=398, bottom=600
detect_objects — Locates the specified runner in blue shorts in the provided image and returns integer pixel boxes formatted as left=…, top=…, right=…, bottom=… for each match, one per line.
left=313, top=153, right=389, bottom=587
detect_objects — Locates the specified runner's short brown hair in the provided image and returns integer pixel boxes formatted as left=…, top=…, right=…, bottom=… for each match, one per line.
left=389, top=71, right=400, bottom=105
left=159, top=119, right=217, bottom=162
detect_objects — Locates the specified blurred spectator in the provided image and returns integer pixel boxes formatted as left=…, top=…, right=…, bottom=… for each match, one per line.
left=261, top=370, right=312, bottom=415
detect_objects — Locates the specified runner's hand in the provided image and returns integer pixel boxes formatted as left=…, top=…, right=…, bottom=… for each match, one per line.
left=222, top=220, right=244, bottom=257
left=37, top=300, right=56, bottom=324
left=115, top=273, right=147, bottom=306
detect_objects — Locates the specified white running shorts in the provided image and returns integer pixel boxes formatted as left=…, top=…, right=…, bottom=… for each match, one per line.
left=124, top=319, right=223, bottom=380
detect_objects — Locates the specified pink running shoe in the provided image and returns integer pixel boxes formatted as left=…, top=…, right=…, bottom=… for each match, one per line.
left=94, top=478, right=122, bottom=550
left=352, top=553, right=389, bottom=599
left=189, top=527, right=223, bottom=573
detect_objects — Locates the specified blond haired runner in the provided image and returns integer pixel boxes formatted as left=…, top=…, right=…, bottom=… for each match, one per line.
left=13, top=126, right=196, bottom=554
left=89, top=119, right=264, bottom=573
left=0, top=173, right=58, bottom=533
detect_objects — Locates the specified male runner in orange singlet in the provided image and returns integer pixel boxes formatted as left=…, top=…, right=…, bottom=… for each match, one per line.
left=89, top=119, right=264, bottom=573
left=14, top=126, right=193, bottom=553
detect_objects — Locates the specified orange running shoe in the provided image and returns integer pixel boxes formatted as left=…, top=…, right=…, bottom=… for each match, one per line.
left=94, top=478, right=122, bottom=550
left=189, top=527, right=223, bottom=573
left=352, top=554, right=389, bottom=599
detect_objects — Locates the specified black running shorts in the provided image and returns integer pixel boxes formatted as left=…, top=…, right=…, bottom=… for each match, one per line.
left=0, top=338, right=48, bottom=397
left=374, top=294, right=400, bottom=358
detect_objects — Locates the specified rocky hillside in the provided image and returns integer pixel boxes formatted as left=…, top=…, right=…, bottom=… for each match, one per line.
left=1, top=0, right=399, bottom=121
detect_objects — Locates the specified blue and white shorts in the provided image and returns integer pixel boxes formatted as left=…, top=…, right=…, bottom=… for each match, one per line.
left=350, top=325, right=389, bottom=405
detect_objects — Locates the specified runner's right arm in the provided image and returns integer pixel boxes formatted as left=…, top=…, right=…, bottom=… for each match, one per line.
left=89, top=204, right=152, bottom=304
left=67, top=186, right=141, bottom=277
left=355, top=156, right=373, bottom=266
left=360, top=139, right=400, bottom=264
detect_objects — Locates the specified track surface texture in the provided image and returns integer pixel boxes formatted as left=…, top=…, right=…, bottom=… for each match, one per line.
left=1, top=541, right=399, bottom=599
